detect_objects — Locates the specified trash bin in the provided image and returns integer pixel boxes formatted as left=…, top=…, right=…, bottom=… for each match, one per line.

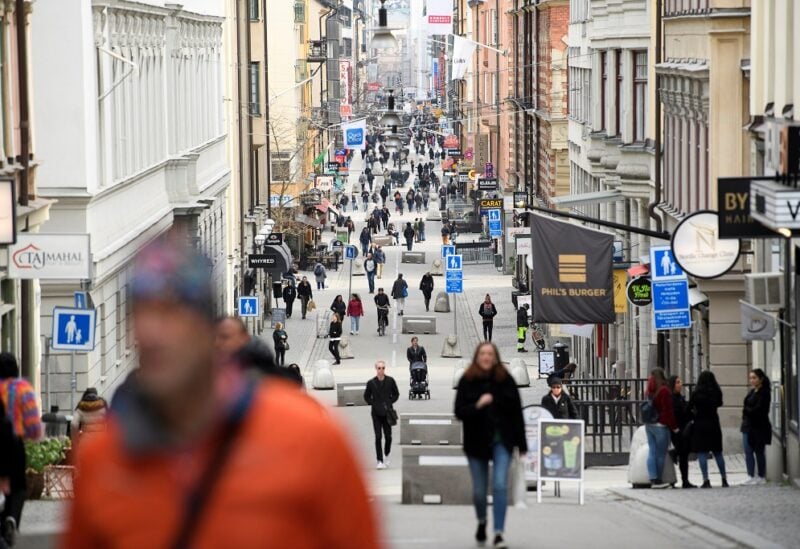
left=42, top=406, right=70, bottom=438
left=553, top=342, right=570, bottom=372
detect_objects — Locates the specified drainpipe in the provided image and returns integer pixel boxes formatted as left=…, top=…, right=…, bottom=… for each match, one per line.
left=647, top=0, right=663, bottom=233
left=263, top=0, right=272, bottom=217
left=17, top=0, right=32, bottom=374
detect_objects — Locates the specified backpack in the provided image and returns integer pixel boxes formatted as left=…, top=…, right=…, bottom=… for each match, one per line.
left=314, top=264, right=324, bottom=277
left=641, top=396, right=660, bottom=424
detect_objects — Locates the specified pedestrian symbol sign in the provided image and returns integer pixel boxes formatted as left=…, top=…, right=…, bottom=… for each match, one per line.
left=441, top=245, right=456, bottom=258
left=52, top=307, right=97, bottom=352
left=650, top=246, right=685, bottom=281
left=345, top=245, right=358, bottom=260
left=488, top=209, right=501, bottom=222
left=446, top=254, right=463, bottom=271
left=239, top=296, right=259, bottom=317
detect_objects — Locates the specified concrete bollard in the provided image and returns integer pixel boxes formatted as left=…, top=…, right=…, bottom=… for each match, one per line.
left=352, top=258, right=365, bottom=275
left=312, top=359, right=335, bottom=390
left=433, top=292, right=450, bottom=312
left=338, top=337, right=354, bottom=359
left=627, top=425, right=678, bottom=487
left=452, top=359, right=468, bottom=388
left=427, top=208, right=442, bottom=221
left=430, top=258, right=444, bottom=276
left=509, top=358, right=531, bottom=387
left=442, top=333, right=462, bottom=359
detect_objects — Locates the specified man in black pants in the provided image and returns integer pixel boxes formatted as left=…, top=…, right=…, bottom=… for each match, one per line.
left=363, top=361, right=399, bottom=470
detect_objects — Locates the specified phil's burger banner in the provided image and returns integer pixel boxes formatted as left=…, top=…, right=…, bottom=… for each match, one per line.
left=530, top=214, right=615, bottom=324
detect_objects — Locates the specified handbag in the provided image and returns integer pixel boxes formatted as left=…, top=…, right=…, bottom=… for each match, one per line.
left=307, top=299, right=316, bottom=312
left=386, top=404, right=398, bottom=426
left=284, top=342, right=290, bottom=351
left=401, top=286, right=408, bottom=298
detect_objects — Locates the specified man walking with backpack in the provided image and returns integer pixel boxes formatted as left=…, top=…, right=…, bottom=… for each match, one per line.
left=363, top=361, right=399, bottom=470
left=314, top=262, right=327, bottom=290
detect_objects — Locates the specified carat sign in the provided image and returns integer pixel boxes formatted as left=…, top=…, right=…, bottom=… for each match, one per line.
left=671, top=211, right=741, bottom=279
left=8, top=234, right=91, bottom=280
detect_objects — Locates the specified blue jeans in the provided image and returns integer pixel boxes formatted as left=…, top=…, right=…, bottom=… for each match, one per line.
left=367, top=271, right=375, bottom=293
left=645, top=424, right=670, bottom=481
left=742, top=433, right=766, bottom=478
left=350, top=316, right=360, bottom=333
left=467, top=442, right=512, bottom=534
left=698, top=451, right=727, bottom=481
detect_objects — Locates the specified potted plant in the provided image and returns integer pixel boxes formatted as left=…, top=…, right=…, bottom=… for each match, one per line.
left=25, top=437, right=71, bottom=499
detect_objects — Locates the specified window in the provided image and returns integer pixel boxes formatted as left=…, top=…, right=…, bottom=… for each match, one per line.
left=614, top=50, right=622, bottom=136
left=271, top=152, right=291, bottom=182
left=570, top=0, right=589, bottom=23
left=342, top=38, right=352, bottom=58
left=339, top=6, right=352, bottom=27
left=249, top=63, right=260, bottom=116
left=249, top=0, right=259, bottom=20
left=489, top=9, right=498, bottom=46
left=633, top=51, right=647, bottom=142
left=600, top=51, right=607, bottom=130
left=294, top=1, right=305, bottom=24
left=295, top=59, right=308, bottom=83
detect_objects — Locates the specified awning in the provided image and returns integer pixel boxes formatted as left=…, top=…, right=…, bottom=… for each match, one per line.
left=297, top=213, right=322, bottom=229
left=551, top=190, right=623, bottom=207
left=689, top=288, right=709, bottom=307
left=627, top=264, right=650, bottom=277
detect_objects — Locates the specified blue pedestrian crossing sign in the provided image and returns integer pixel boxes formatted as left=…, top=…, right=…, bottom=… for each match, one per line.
left=441, top=245, right=456, bottom=258
left=650, top=246, right=685, bottom=281
left=239, top=296, right=259, bottom=317
left=446, top=254, right=463, bottom=271
left=345, top=245, right=358, bottom=260
left=446, top=279, right=464, bottom=293
left=52, top=307, right=97, bottom=352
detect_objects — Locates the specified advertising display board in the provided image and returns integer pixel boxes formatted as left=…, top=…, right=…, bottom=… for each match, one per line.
left=537, top=419, right=585, bottom=505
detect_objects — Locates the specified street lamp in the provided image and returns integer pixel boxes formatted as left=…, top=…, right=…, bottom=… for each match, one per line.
left=379, top=89, right=402, bottom=128
left=370, top=0, right=398, bottom=51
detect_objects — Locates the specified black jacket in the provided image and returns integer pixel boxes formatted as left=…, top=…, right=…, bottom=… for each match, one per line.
left=272, top=329, right=288, bottom=351
left=297, top=281, right=313, bottom=299
left=282, top=286, right=296, bottom=302
left=540, top=392, right=578, bottom=419
left=479, top=303, right=497, bottom=323
left=407, top=345, right=427, bottom=365
left=374, top=293, right=390, bottom=307
left=689, top=388, right=723, bottom=453
left=454, top=373, right=527, bottom=460
left=330, top=299, right=347, bottom=318
left=364, top=376, right=399, bottom=417
left=391, top=279, right=408, bottom=299
left=419, top=275, right=434, bottom=297
left=516, top=307, right=529, bottom=328
left=672, top=392, right=692, bottom=430
left=403, top=226, right=415, bottom=240
left=741, top=385, right=772, bottom=448
left=328, top=321, right=342, bottom=339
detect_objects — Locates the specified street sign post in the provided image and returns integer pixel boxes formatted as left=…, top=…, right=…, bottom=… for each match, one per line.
left=345, top=244, right=358, bottom=304
left=441, top=245, right=456, bottom=258
left=52, top=306, right=97, bottom=410
left=446, top=254, right=463, bottom=270
left=74, top=291, right=88, bottom=309
left=446, top=279, right=464, bottom=293
left=650, top=246, right=690, bottom=330
left=239, top=296, right=259, bottom=317
left=488, top=208, right=502, bottom=238
left=445, top=270, right=463, bottom=281
left=445, top=253, right=464, bottom=334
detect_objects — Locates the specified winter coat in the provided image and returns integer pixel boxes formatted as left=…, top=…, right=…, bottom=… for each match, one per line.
left=406, top=345, right=427, bottom=365
left=647, top=381, right=678, bottom=431
left=741, top=385, right=772, bottom=448
left=359, top=229, right=372, bottom=245
left=347, top=298, right=364, bottom=317
left=330, top=299, right=347, bottom=319
left=672, top=392, right=693, bottom=430
left=403, top=226, right=415, bottom=241
left=328, top=321, right=343, bottom=340
left=454, top=372, right=528, bottom=460
left=273, top=329, right=288, bottom=351
left=363, top=376, right=399, bottom=417
left=314, top=264, right=326, bottom=284
left=540, top=392, right=578, bottom=420
left=516, top=307, right=529, bottom=328
left=297, top=281, right=313, bottom=300
left=689, top=387, right=724, bottom=453
left=479, top=303, right=497, bottom=323
left=391, top=279, right=408, bottom=299
left=419, top=274, right=434, bottom=298
left=282, top=285, right=296, bottom=303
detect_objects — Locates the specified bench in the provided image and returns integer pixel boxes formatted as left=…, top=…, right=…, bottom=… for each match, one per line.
left=399, top=413, right=462, bottom=446
left=335, top=383, right=368, bottom=406
left=401, top=315, right=437, bottom=334
left=401, top=251, right=426, bottom=264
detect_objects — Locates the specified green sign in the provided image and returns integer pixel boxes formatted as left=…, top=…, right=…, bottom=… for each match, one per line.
left=626, top=276, right=652, bottom=307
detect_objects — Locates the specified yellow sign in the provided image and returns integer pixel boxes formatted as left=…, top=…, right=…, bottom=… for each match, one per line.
left=613, top=270, right=627, bottom=313
left=558, top=255, right=587, bottom=284
left=468, top=170, right=477, bottom=180
left=479, top=199, right=503, bottom=209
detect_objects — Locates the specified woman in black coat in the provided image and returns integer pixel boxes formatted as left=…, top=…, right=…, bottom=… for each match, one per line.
left=419, top=273, right=434, bottom=312
left=741, top=368, right=771, bottom=484
left=327, top=313, right=343, bottom=365
left=478, top=294, right=498, bottom=341
left=330, top=295, right=346, bottom=320
left=455, top=342, right=526, bottom=548
left=669, top=375, right=695, bottom=488
left=689, top=370, right=728, bottom=488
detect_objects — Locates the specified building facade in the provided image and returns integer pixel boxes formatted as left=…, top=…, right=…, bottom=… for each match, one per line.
left=31, top=0, right=230, bottom=406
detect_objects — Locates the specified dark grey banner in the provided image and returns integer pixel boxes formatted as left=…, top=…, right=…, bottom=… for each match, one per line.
left=530, top=214, right=615, bottom=324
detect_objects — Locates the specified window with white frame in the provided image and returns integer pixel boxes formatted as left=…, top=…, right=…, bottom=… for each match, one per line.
left=633, top=51, right=648, bottom=142
left=569, top=0, right=589, bottom=23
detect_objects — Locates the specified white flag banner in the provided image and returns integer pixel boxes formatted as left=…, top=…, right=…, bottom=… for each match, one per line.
left=451, top=35, right=476, bottom=80
left=342, top=118, right=367, bottom=150
left=425, top=0, right=453, bottom=35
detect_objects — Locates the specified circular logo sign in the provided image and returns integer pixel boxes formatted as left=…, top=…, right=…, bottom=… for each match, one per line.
left=671, top=211, right=741, bottom=279
left=626, top=277, right=652, bottom=307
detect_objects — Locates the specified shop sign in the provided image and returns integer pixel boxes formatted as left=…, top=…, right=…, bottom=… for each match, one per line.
left=626, top=277, right=652, bottom=307
left=8, top=234, right=91, bottom=280
left=671, top=211, right=741, bottom=279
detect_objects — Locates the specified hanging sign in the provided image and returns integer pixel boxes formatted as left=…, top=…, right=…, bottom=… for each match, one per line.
left=671, top=211, right=741, bottom=279
left=626, top=277, right=652, bottom=307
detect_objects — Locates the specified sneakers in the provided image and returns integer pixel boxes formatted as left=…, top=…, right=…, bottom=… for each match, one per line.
left=376, top=461, right=387, bottom=470
left=493, top=534, right=508, bottom=548
left=475, top=522, right=487, bottom=545
left=384, top=455, right=391, bottom=467
left=650, top=479, right=670, bottom=489
left=754, top=476, right=767, bottom=485
left=740, top=476, right=757, bottom=486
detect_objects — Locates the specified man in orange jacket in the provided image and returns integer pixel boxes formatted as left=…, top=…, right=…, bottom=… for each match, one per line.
left=63, top=238, right=380, bottom=549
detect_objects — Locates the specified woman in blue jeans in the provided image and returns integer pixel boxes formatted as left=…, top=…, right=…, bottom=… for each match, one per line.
left=455, top=342, right=527, bottom=549
left=645, top=367, right=678, bottom=488
left=740, top=369, right=771, bottom=484
left=690, top=370, right=729, bottom=488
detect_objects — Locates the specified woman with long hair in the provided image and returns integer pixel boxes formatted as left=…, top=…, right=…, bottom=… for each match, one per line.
left=668, top=375, right=695, bottom=488
left=347, top=293, right=364, bottom=335
left=328, top=313, right=342, bottom=365
left=690, top=370, right=729, bottom=488
left=272, top=322, right=288, bottom=367
left=645, top=367, right=677, bottom=488
left=454, top=342, right=526, bottom=549
left=741, top=368, right=772, bottom=484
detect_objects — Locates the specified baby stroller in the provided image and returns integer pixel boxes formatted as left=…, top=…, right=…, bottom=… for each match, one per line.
left=409, top=361, right=430, bottom=400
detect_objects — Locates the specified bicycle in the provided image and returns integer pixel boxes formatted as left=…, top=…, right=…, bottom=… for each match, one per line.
left=530, top=322, right=546, bottom=350
left=377, top=306, right=390, bottom=336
